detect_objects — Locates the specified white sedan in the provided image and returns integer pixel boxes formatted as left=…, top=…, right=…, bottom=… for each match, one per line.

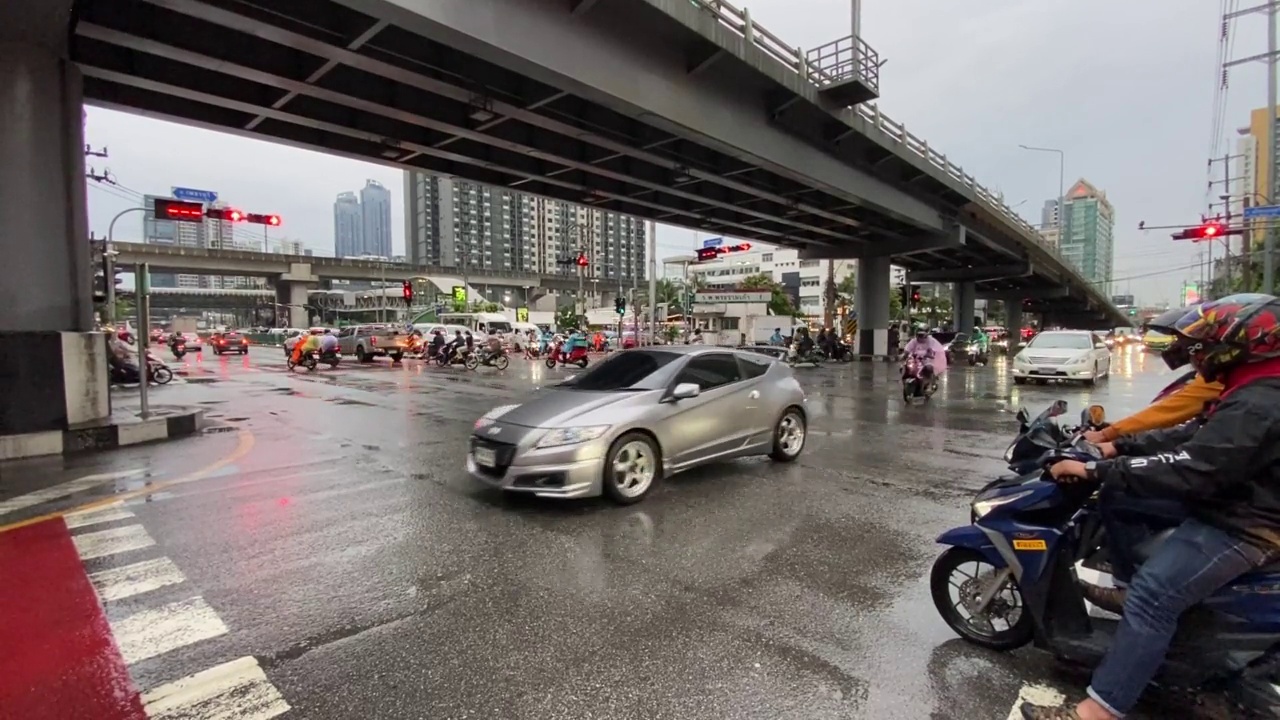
left=1011, top=330, right=1112, bottom=386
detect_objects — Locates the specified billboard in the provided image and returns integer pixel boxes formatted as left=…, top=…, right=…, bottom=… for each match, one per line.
left=1110, top=294, right=1135, bottom=307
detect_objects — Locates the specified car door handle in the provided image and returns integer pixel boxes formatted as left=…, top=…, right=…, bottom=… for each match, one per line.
left=748, top=390, right=760, bottom=399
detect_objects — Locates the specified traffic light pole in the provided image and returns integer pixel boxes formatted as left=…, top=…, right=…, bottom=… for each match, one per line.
left=106, top=207, right=146, bottom=325
left=137, top=262, right=151, bottom=420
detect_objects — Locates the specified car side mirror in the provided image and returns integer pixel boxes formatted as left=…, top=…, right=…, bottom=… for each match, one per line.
left=1095, top=343, right=1108, bottom=349
left=671, top=382, right=700, bottom=400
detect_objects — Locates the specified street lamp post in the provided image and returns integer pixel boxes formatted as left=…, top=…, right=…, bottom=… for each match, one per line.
left=106, top=207, right=147, bottom=324
left=1018, top=144, right=1066, bottom=244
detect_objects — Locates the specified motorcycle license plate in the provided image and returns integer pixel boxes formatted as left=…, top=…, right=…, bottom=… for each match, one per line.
left=473, top=446, right=497, bottom=467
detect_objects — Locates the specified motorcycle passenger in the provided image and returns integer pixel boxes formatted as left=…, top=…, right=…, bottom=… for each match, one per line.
left=291, top=330, right=321, bottom=365
left=1083, top=305, right=1224, bottom=444
left=1026, top=295, right=1280, bottom=720
left=903, top=327, right=946, bottom=379
left=463, top=331, right=475, bottom=359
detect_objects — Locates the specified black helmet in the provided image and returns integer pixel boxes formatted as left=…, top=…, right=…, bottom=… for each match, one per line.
left=1145, top=305, right=1194, bottom=371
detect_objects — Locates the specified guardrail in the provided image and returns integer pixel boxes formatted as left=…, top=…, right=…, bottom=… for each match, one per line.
left=687, top=0, right=1104, bottom=304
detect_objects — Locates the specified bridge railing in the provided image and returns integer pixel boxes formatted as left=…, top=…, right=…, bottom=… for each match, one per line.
left=687, top=0, right=1099, bottom=301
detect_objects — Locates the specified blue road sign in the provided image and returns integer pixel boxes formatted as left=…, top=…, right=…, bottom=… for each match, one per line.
left=171, top=187, right=218, bottom=203
left=701, top=236, right=724, bottom=249
left=1243, top=205, right=1280, bottom=219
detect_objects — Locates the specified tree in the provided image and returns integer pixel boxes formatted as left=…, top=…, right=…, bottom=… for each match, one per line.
left=554, top=305, right=581, bottom=331
left=741, top=273, right=799, bottom=317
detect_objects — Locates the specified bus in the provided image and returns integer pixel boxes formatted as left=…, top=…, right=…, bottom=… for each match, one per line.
left=437, top=312, right=513, bottom=337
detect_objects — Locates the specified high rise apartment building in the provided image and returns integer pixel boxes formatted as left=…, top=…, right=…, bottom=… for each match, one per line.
left=403, top=172, right=646, bottom=287
left=333, top=191, right=363, bottom=258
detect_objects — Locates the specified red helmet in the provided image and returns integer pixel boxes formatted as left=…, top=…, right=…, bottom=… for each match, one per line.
left=1171, top=293, right=1280, bottom=380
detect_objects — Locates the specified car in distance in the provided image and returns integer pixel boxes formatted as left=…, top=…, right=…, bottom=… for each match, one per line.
left=209, top=330, right=249, bottom=355
left=466, top=346, right=808, bottom=504
left=1011, top=330, right=1112, bottom=386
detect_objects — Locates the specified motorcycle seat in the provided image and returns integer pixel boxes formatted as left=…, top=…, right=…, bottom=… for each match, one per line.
left=1132, top=527, right=1280, bottom=574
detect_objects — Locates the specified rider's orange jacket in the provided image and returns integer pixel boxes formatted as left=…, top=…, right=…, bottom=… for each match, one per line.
left=1096, top=373, right=1225, bottom=441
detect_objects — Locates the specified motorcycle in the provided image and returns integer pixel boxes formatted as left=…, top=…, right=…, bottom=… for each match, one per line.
left=474, top=347, right=510, bottom=371
left=435, top=346, right=475, bottom=369
left=110, top=352, right=173, bottom=385
left=545, top=341, right=589, bottom=369
left=319, top=349, right=341, bottom=368
left=169, top=339, right=187, bottom=359
left=286, top=349, right=319, bottom=372
left=786, top=346, right=824, bottom=367
left=901, top=352, right=937, bottom=402
left=965, top=341, right=989, bottom=367
left=930, top=401, right=1280, bottom=716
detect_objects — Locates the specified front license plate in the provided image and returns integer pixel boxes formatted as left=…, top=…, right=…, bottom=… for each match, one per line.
left=474, top=446, right=497, bottom=467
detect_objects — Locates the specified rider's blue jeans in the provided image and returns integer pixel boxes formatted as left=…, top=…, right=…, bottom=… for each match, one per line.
left=1097, top=484, right=1189, bottom=585
left=1088, top=518, right=1268, bottom=716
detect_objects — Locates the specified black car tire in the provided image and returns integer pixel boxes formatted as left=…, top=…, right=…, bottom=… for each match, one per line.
left=356, top=346, right=369, bottom=363
left=769, top=407, right=806, bottom=462
left=601, top=432, right=660, bottom=505
left=1013, top=377, right=1027, bottom=385
left=391, top=353, right=404, bottom=363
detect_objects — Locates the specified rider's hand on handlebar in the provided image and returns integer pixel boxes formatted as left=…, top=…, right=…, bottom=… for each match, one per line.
left=1082, top=429, right=1109, bottom=444
left=1048, top=459, right=1088, bottom=483
left=1097, top=442, right=1117, bottom=459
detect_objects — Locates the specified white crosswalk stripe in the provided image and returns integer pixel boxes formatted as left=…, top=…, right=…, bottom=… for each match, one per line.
left=66, top=519, right=291, bottom=718
left=0, top=469, right=145, bottom=516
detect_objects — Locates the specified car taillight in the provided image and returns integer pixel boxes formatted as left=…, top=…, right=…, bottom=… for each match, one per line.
left=241, top=338, right=247, bottom=345
left=370, top=337, right=377, bottom=346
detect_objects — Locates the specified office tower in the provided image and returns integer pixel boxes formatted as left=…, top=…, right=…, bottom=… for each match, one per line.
left=360, top=179, right=392, bottom=258
left=1055, top=179, right=1115, bottom=295
left=333, top=191, right=362, bottom=258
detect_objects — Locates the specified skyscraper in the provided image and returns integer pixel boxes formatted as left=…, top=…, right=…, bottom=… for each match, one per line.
left=403, top=171, right=646, bottom=287
left=333, top=191, right=362, bottom=258
left=1055, top=179, right=1115, bottom=295
left=360, top=179, right=392, bottom=258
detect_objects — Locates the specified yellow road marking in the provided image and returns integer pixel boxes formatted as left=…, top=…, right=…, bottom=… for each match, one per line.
left=0, top=429, right=255, bottom=535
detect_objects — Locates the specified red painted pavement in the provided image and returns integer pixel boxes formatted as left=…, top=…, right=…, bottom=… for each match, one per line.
left=0, top=519, right=145, bottom=720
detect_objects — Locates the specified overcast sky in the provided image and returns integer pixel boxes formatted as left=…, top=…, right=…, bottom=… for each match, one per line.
left=84, top=0, right=1263, bottom=305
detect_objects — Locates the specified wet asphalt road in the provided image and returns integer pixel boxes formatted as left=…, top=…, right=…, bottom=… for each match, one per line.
left=0, top=343, right=1216, bottom=719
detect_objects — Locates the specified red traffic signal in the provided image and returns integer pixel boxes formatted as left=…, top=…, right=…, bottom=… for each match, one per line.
left=153, top=198, right=204, bottom=221
left=911, top=290, right=921, bottom=304
left=1172, top=222, right=1241, bottom=241
left=575, top=253, right=588, bottom=267
left=246, top=213, right=281, bottom=226
left=695, top=242, right=753, bottom=262
left=402, top=280, right=414, bottom=304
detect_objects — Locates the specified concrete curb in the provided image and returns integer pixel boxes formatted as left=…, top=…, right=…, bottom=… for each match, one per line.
left=0, top=407, right=205, bottom=461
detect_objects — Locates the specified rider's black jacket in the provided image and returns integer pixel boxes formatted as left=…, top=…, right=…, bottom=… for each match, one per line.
left=1103, top=377, right=1280, bottom=552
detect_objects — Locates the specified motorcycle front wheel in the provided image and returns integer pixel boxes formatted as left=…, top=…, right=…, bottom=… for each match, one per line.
left=930, top=547, right=1032, bottom=651
left=545, top=357, right=556, bottom=368
left=464, top=355, right=480, bottom=370
left=902, top=379, right=915, bottom=402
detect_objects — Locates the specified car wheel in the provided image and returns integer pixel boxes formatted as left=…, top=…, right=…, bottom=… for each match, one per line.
left=769, top=407, right=806, bottom=462
left=391, top=353, right=404, bottom=363
left=602, top=432, right=659, bottom=505
left=356, top=346, right=369, bottom=363
left=1013, top=377, right=1027, bottom=385
left=1084, top=363, right=1098, bottom=387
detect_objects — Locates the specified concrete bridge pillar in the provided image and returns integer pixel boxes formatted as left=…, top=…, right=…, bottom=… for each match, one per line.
left=1005, top=302, right=1023, bottom=355
left=952, top=281, right=976, bottom=332
left=0, top=0, right=112, bottom=440
left=855, top=256, right=891, bottom=356
left=275, top=263, right=319, bottom=328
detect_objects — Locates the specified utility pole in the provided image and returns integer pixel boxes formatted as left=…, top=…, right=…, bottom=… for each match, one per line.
left=1208, top=153, right=1247, bottom=296
left=1223, top=0, right=1280, bottom=292
left=647, top=219, right=657, bottom=346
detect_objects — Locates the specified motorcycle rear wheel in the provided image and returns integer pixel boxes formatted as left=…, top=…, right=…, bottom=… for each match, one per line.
left=464, top=355, right=480, bottom=370
left=494, top=355, right=510, bottom=371
left=151, top=366, right=173, bottom=385
left=545, top=357, right=556, bottom=368
left=930, top=547, right=1033, bottom=651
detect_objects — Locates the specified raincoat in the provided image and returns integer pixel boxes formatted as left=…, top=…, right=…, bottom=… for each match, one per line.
left=903, top=336, right=947, bottom=374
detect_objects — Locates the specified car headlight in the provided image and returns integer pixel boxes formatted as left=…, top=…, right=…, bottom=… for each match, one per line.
left=1065, top=354, right=1090, bottom=365
left=535, top=425, right=611, bottom=449
left=1013, top=353, right=1030, bottom=365
left=972, top=489, right=1034, bottom=519
left=474, top=403, right=520, bottom=430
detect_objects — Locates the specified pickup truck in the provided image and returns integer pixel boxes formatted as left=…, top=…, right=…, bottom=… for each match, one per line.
left=337, top=324, right=410, bottom=363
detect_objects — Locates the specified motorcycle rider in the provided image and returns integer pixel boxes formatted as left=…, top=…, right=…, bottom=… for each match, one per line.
left=795, top=327, right=815, bottom=358
left=769, top=328, right=785, bottom=346
left=970, top=325, right=990, bottom=358
left=290, top=330, right=321, bottom=365
left=442, top=329, right=465, bottom=363
left=427, top=329, right=446, bottom=360
left=318, top=328, right=340, bottom=358
left=1024, top=295, right=1280, bottom=720
left=902, top=327, right=946, bottom=381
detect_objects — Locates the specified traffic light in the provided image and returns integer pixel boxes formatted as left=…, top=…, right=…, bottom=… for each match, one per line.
left=205, top=207, right=245, bottom=222
left=92, top=264, right=107, bottom=303
left=245, top=213, right=282, bottom=226
left=695, top=243, right=753, bottom=262
left=575, top=252, right=588, bottom=267
left=615, top=297, right=626, bottom=315
left=152, top=198, right=204, bottom=221
left=911, top=289, right=921, bottom=307
left=1171, top=222, right=1242, bottom=240
left=402, top=280, right=414, bottom=306
left=899, top=285, right=910, bottom=307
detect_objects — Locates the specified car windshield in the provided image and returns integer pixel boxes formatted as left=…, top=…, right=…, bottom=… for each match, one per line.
left=485, top=321, right=513, bottom=334
left=564, top=350, right=681, bottom=391
left=1028, top=332, right=1092, bottom=350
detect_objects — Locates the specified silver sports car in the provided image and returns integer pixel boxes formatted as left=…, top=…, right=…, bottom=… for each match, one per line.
left=466, top=346, right=808, bottom=504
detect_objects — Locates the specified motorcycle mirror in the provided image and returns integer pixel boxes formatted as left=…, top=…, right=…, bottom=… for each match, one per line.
left=1015, top=407, right=1030, bottom=424
left=1048, top=400, right=1068, bottom=418
left=1087, top=405, right=1106, bottom=425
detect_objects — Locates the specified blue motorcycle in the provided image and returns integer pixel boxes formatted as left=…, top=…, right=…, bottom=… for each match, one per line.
left=931, top=401, right=1280, bottom=715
